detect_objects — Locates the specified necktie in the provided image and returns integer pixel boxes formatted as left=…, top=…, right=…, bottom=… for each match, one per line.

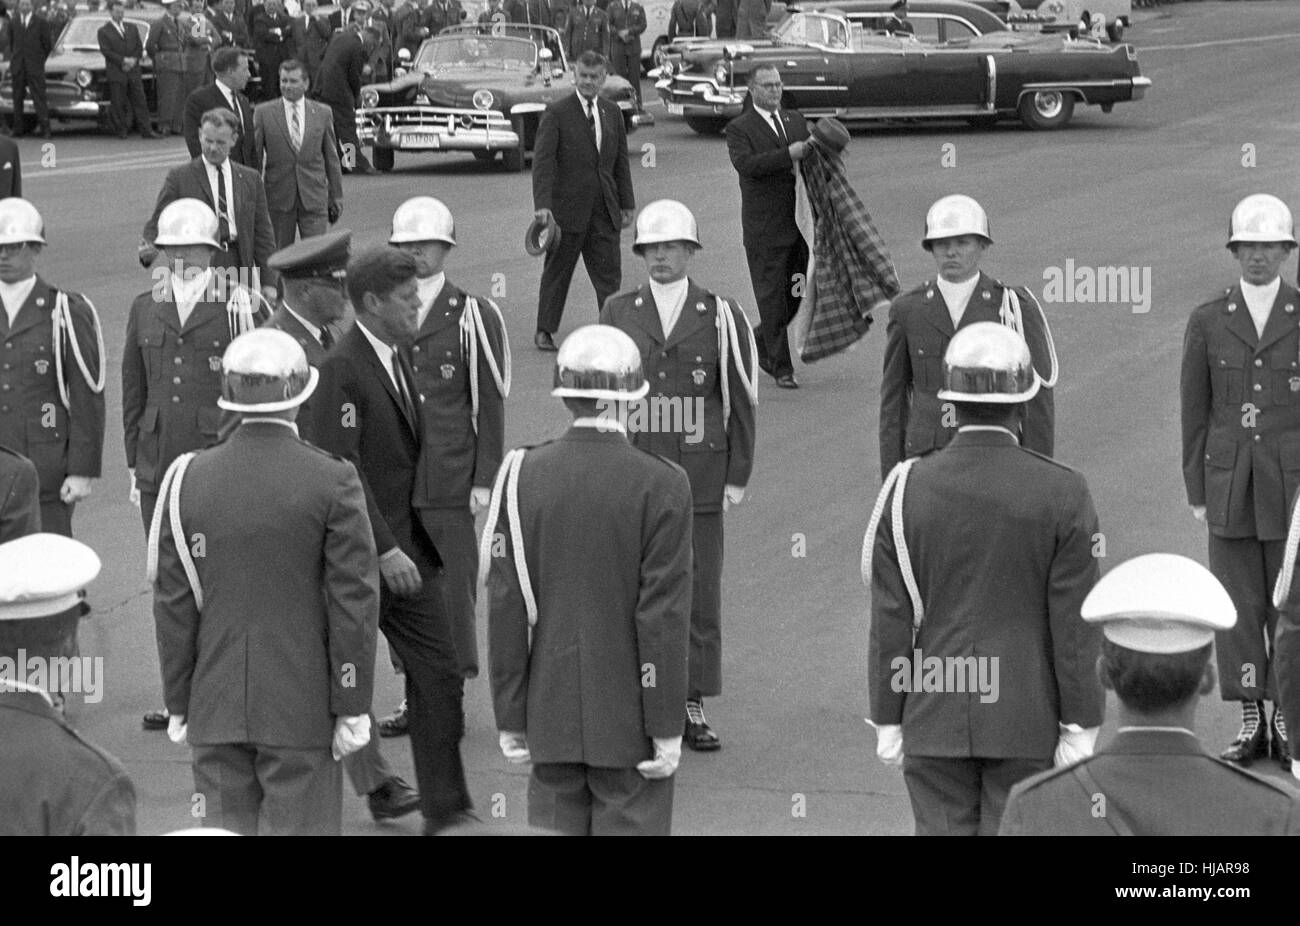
left=215, top=164, right=231, bottom=244
left=394, top=348, right=416, bottom=423
left=289, top=102, right=302, bottom=150
left=319, top=326, right=334, bottom=351
left=586, top=99, right=599, bottom=151
left=770, top=110, right=787, bottom=143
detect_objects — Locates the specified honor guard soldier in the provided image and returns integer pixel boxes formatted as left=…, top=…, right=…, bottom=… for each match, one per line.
left=149, top=329, right=381, bottom=836
left=1002, top=554, right=1300, bottom=836
left=391, top=196, right=509, bottom=688
left=0, top=534, right=137, bottom=836
left=1181, top=193, right=1300, bottom=768
left=879, top=194, right=1057, bottom=478
left=864, top=323, right=1103, bottom=836
left=485, top=325, right=693, bottom=835
left=599, top=200, right=756, bottom=751
left=0, top=198, right=106, bottom=539
left=605, top=0, right=645, bottom=109
left=124, top=198, right=263, bottom=734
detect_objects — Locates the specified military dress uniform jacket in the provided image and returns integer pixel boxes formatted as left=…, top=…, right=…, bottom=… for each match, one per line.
left=600, top=280, right=756, bottom=512
left=261, top=305, right=342, bottom=444
left=606, top=0, right=645, bottom=57
left=879, top=271, right=1055, bottom=477
left=0, top=279, right=105, bottom=504
left=999, top=728, right=1300, bottom=836
left=122, top=286, right=239, bottom=497
left=0, top=690, right=136, bottom=836
left=151, top=422, right=380, bottom=748
left=487, top=427, right=693, bottom=766
left=564, top=2, right=609, bottom=56
left=0, top=443, right=39, bottom=541
left=410, top=282, right=506, bottom=510
left=1181, top=280, right=1300, bottom=540
left=867, top=430, right=1104, bottom=759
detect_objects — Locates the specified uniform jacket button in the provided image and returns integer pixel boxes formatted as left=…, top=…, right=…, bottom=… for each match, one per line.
left=173, top=376, right=182, bottom=384
left=177, top=337, right=185, bottom=345
left=172, top=395, right=181, bottom=403
left=1253, top=383, right=1262, bottom=392
left=174, top=356, right=184, bottom=365
left=413, top=345, right=420, bottom=353
left=1255, top=359, right=1263, bottom=367
left=658, top=371, right=666, bottom=379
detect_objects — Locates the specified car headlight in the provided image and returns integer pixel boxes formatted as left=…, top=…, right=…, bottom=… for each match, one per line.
left=472, top=89, right=494, bottom=110
left=76, top=69, right=92, bottom=88
left=713, top=62, right=729, bottom=84
left=660, top=60, right=675, bottom=77
left=360, top=88, right=379, bottom=109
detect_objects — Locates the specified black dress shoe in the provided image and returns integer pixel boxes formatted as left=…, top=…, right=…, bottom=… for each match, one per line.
left=142, top=709, right=169, bottom=731
left=684, top=699, right=721, bottom=752
left=424, top=809, right=480, bottom=835
left=534, top=331, right=557, bottom=352
left=368, top=777, right=421, bottom=821
left=377, top=698, right=408, bottom=737
left=774, top=373, right=799, bottom=389
left=139, top=130, right=159, bottom=139
left=1221, top=722, right=1268, bottom=765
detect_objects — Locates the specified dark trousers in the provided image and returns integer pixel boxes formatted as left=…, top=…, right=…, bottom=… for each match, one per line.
left=39, top=498, right=72, bottom=538
left=744, top=235, right=807, bottom=378
left=324, top=99, right=369, bottom=171
left=1209, top=534, right=1284, bottom=702
left=689, top=510, right=723, bottom=699
left=536, top=206, right=620, bottom=335
left=419, top=506, right=480, bottom=678
left=379, top=563, right=472, bottom=821
left=342, top=712, right=399, bottom=795
left=256, top=52, right=283, bottom=101
left=902, top=755, right=1051, bottom=836
left=192, top=742, right=342, bottom=835
left=155, top=69, right=185, bottom=133
left=107, top=74, right=152, bottom=135
left=11, top=67, right=48, bottom=130
left=609, top=41, right=640, bottom=106
left=270, top=204, right=329, bottom=249
left=528, top=763, right=674, bottom=835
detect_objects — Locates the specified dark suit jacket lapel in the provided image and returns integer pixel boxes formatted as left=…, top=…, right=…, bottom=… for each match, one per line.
left=747, top=108, right=780, bottom=150
left=664, top=280, right=712, bottom=350
left=2, top=279, right=51, bottom=339
left=190, top=157, right=216, bottom=209
left=355, top=324, right=416, bottom=437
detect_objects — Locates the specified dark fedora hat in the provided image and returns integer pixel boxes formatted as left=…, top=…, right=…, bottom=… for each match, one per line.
left=810, top=117, right=850, bottom=153
left=524, top=212, right=562, bottom=257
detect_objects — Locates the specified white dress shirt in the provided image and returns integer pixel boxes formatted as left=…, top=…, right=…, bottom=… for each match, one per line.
left=204, top=157, right=238, bottom=240
left=577, top=91, right=601, bottom=152
left=357, top=317, right=404, bottom=395
left=0, top=275, right=38, bottom=327
left=648, top=276, right=688, bottom=340
left=1241, top=276, right=1281, bottom=340
left=170, top=268, right=212, bottom=327
left=753, top=103, right=784, bottom=140
left=416, top=272, right=446, bottom=330
left=216, top=79, right=236, bottom=110
left=283, top=302, right=323, bottom=344
left=936, top=273, right=979, bottom=330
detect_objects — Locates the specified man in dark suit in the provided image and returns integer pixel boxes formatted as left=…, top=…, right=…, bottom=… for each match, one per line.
left=7, top=0, right=54, bottom=137
left=253, top=59, right=343, bottom=247
left=0, top=444, right=38, bottom=541
left=183, top=47, right=256, bottom=165
left=1003, top=554, right=1300, bottom=836
left=0, top=534, right=136, bottom=836
left=879, top=195, right=1056, bottom=477
left=487, top=325, right=693, bottom=835
left=531, top=51, right=634, bottom=351
left=143, top=108, right=278, bottom=304
left=150, top=329, right=380, bottom=836
left=0, top=136, right=20, bottom=198
left=291, top=0, right=333, bottom=82
left=98, top=0, right=156, bottom=138
left=725, top=64, right=809, bottom=389
left=207, top=0, right=251, bottom=46
left=1181, top=193, right=1300, bottom=767
left=865, top=323, right=1104, bottom=836
left=250, top=0, right=292, bottom=99
left=309, top=246, right=473, bottom=834
left=314, top=22, right=381, bottom=174
left=600, top=200, right=756, bottom=751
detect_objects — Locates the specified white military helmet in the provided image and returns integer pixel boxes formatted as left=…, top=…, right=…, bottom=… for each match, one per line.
left=217, top=328, right=319, bottom=413
left=389, top=196, right=457, bottom=246
left=935, top=321, right=1039, bottom=404
left=633, top=199, right=702, bottom=254
left=922, top=194, right=991, bottom=251
left=551, top=325, right=650, bottom=401
left=1227, top=194, right=1297, bottom=248
left=154, top=198, right=221, bottom=249
left=0, top=198, right=46, bottom=246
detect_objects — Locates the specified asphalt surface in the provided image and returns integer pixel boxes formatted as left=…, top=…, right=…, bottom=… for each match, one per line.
left=29, top=0, right=1300, bottom=835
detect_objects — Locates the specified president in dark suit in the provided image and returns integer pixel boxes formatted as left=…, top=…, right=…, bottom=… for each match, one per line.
left=531, top=51, right=634, bottom=351
left=1003, top=554, right=1300, bottom=836
left=0, top=136, right=20, bottom=198
left=98, top=0, right=156, bottom=138
left=866, top=323, right=1104, bottom=836
left=725, top=64, right=809, bottom=388
left=143, top=108, right=278, bottom=301
left=183, top=47, right=257, bottom=166
left=6, top=0, right=54, bottom=137
left=309, top=246, right=473, bottom=834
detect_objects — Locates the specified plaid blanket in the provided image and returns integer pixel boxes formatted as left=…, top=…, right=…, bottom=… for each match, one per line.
left=795, top=139, right=901, bottom=363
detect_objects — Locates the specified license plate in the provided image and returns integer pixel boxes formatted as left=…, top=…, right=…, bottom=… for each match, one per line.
left=666, top=103, right=684, bottom=115
left=400, top=133, right=442, bottom=149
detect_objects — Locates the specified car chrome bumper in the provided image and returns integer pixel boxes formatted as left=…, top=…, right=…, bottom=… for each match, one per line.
left=1130, top=76, right=1151, bottom=101
left=359, top=106, right=518, bottom=150
left=655, top=79, right=744, bottom=118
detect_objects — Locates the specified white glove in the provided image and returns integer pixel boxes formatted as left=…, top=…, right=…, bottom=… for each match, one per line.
left=499, top=730, right=530, bottom=764
left=470, top=487, right=491, bottom=515
left=331, top=714, right=371, bottom=760
left=1291, top=759, right=1300, bottom=783
left=167, top=714, right=188, bottom=745
left=636, top=735, right=683, bottom=780
left=723, top=484, right=745, bottom=512
left=129, top=469, right=141, bottom=508
left=1054, top=724, right=1100, bottom=767
left=871, top=721, right=903, bottom=767
left=1190, top=505, right=1206, bottom=524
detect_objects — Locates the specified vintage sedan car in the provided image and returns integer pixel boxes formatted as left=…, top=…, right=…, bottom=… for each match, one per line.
left=357, top=24, right=652, bottom=173
left=655, top=4, right=1148, bottom=133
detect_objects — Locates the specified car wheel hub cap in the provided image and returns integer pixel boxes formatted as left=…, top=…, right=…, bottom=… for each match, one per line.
left=1034, top=91, right=1063, bottom=118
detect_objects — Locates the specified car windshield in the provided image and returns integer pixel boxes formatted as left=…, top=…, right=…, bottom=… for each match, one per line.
left=416, top=35, right=538, bottom=69
left=61, top=17, right=149, bottom=50
left=771, top=11, right=848, bottom=48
